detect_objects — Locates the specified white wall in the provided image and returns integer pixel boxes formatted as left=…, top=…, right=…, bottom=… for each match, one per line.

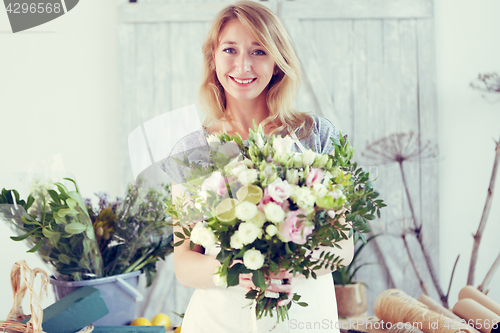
left=0, top=0, right=121, bottom=316
left=435, top=0, right=500, bottom=305
left=0, top=0, right=498, bottom=320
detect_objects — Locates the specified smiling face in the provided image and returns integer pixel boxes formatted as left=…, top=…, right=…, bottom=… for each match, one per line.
left=214, top=19, right=276, bottom=105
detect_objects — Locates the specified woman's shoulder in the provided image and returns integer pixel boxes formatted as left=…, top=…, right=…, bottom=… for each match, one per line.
left=300, top=114, right=342, bottom=154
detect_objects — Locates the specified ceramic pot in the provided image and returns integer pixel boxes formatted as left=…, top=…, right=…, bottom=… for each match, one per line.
left=335, top=282, right=367, bottom=317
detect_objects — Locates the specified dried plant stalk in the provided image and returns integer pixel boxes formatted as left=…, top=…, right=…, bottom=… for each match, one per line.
left=477, top=251, right=500, bottom=293
left=467, top=136, right=500, bottom=285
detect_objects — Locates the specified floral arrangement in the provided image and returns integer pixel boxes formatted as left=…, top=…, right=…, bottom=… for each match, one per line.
left=0, top=178, right=173, bottom=286
left=169, top=123, right=385, bottom=322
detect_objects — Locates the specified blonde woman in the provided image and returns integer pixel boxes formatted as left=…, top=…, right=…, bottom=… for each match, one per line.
left=164, top=1, right=354, bottom=332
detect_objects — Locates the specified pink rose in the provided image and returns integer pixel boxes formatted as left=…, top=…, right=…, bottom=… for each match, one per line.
left=306, top=168, right=325, bottom=187
left=201, top=171, right=228, bottom=196
left=267, top=178, right=292, bottom=203
left=280, top=209, right=314, bottom=245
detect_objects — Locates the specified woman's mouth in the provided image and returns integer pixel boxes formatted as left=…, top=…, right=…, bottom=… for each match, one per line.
left=230, top=76, right=256, bottom=85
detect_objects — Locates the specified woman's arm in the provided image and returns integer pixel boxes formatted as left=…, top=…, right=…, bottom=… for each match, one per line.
left=171, top=181, right=221, bottom=289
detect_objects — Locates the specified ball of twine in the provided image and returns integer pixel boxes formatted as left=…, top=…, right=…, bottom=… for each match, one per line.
left=374, top=289, right=473, bottom=333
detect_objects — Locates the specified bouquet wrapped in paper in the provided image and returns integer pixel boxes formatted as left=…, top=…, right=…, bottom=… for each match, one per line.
left=169, top=123, right=385, bottom=321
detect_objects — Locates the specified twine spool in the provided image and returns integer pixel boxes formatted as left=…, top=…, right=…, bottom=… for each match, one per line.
left=374, top=289, right=474, bottom=333
left=389, top=322, right=425, bottom=333
left=418, top=295, right=462, bottom=321
left=459, top=286, right=500, bottom=317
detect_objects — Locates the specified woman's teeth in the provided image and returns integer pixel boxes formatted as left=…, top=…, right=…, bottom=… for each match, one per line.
left=232, top=77, right=255, bottom=84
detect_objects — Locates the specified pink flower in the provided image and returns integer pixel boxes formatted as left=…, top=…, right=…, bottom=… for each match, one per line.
left=257, top=188, right=273, bottom=212
left=306, top=168, right=325, bottom=187
left=267, top=178, right=292, bottom=203
left=280, top=209, right=314, bottom=245
left=201, top=171, right=228, bottom=196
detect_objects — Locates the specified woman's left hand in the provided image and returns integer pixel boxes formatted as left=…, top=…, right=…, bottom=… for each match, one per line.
left=266, top=270, right=302, bottom=306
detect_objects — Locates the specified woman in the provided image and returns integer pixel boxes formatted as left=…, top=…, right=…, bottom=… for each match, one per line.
left=166, top=1, right=354, bottom=332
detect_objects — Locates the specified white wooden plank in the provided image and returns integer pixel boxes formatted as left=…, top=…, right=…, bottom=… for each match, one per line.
left=120, top=1, right=278, bottom=23
left=280, top=0, right=433, bottom=20
left=283, top=18, right=344, bottom=130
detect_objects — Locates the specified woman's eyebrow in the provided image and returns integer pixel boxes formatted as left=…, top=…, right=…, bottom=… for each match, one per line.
left=220, top=41, right=261, bottom=46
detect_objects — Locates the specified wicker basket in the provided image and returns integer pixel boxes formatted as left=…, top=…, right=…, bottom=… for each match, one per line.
left=0, top=261, right=94, bottom=333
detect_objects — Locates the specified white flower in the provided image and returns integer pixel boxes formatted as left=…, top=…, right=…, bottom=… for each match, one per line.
left=235, top=201, right=258, bottom=221
left=248, top=210, right=267, bottom=228
left=312, top=183, right=328, bottom=198
left=238, top=169, right=258, bottom=185
left=273, top=136, right=295, bottom=156
left=243, top=159, right=254, bottom=168
left=322, top=171, right=333, bottom=186
left=238, top=222, right=262, bottom=245
left=317, top=154, right=329, bottom=168
left=206, top=134, right=221, bottom=148
left=286, top=169, right=299, bottom=185
left=264, top=202, right=285, bottom=223
left=302, top=149, right=316, bottom=166
left=243, top=248, right=265, bottom=270
left=255, top=133, right=264, bottom=149
left=213, top=273, right=227, bottom=287
left=190, top=223, right=216, bottom=248
left=231, top=164, right=247, bottom=177
left=327, top=209, right=337, bottom=219
left=266, top=224, right=278, bottom=237
left=296, top=187, right=316, bottom=210
left=329, top=188, right=343, bottom=200
left=230, top=231, right=244, bottom=249
left=293, top=153, right=302, bottom=168
left=267, top=178, right=292, bottom=203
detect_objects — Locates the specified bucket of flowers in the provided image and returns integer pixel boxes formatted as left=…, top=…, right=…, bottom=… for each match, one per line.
left=168, top=122, right=385, bottom=323
left=0, top=178, right=174, bottom=326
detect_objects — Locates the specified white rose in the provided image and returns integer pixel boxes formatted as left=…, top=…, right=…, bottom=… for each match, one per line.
left=243, top=248, right=265, bottom=270
left=293, top=153, right=302, bottom=168
left=235, top=201, right=258, bottom=221
left=296, top=188, right=315, bottom=210
left=190, top=223, right=216, bottom=248
left=273, top=136, right=295, bottom=156
left=238, top=169, right=258, bottom=185
left=255, top=133, right=264, bottom=149
left=330, top=188, right=343, bottom=200
left=231, top=164, right=247, bottom=177
left=266, top=224, right=278, bottom=237
left=289, top=185, right=300, bottom=202
left=206, top=134, right=221, bottom=148
left=323, top=171, right=333, bottom=186
left=312, top=183, right=328, bottom=198
left=264, top=202, right=285, bottom=223
left=238, top=222, right=262, bottom=245
left=230, top=231, right=244, bottom=249
left=302, top=149, right=316, bottom=166
left=248, top=210, right=267, bottom=228
left=286, top=169, right=299, bottom=185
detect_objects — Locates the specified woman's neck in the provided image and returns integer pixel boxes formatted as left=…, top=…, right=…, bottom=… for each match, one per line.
left=224, top=94, right=271, bottom=139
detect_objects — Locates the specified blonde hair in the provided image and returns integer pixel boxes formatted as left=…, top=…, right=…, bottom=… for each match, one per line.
left=198, top=0, right=313, bottom=138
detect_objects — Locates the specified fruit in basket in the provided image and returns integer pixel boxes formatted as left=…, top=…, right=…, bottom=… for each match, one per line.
left=151, top=313, right=171, bottom=327
left=130, top=317, right=151, bottom=325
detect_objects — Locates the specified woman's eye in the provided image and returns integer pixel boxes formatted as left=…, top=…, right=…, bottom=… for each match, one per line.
left=223, top=48, right=236, bottom=54
left=254, top=50, right=266, bottom=55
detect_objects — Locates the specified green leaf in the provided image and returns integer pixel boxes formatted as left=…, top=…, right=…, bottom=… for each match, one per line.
left=65, top=222, right=87, bottom=234
left=27, top=240, right=43, bottom=253
left=252, top=270, right=266, bottom=290
left=227, top=264, right=241, bottom=287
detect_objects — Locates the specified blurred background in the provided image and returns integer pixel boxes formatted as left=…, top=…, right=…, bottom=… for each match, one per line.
left=0, top=0, right=499, bottom=324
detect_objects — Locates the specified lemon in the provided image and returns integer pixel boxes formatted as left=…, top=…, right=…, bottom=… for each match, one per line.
left=130, top=317, right=151, bottom=326
left=151, top=313, right=171, bottom=327
left=236, top=185, right=263, bottom=204
left=174, top=325, right=182, bottom=333
left=215, top=198, right=239, bottom=225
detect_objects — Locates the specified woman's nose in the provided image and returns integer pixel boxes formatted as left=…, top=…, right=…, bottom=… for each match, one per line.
left=236, top=52, right=251, bottom=73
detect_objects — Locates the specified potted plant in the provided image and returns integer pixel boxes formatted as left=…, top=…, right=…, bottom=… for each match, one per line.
left=0, top=178, right=174, bottom=325
left=332, top=234, right=378, bottom=317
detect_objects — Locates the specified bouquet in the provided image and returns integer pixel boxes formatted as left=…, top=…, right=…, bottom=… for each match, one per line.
left=0, top=178, right=173, bottom=286
left=169, top=123, right=385, bottom=322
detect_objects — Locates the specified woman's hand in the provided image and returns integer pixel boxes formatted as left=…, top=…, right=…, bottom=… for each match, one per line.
left=239, top=268, right=303, bottom=306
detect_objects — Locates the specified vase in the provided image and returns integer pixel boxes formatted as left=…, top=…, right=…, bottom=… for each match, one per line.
left=50, top=270, right=143, bottom=326
left=335, top=282, right=368, bottom=317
